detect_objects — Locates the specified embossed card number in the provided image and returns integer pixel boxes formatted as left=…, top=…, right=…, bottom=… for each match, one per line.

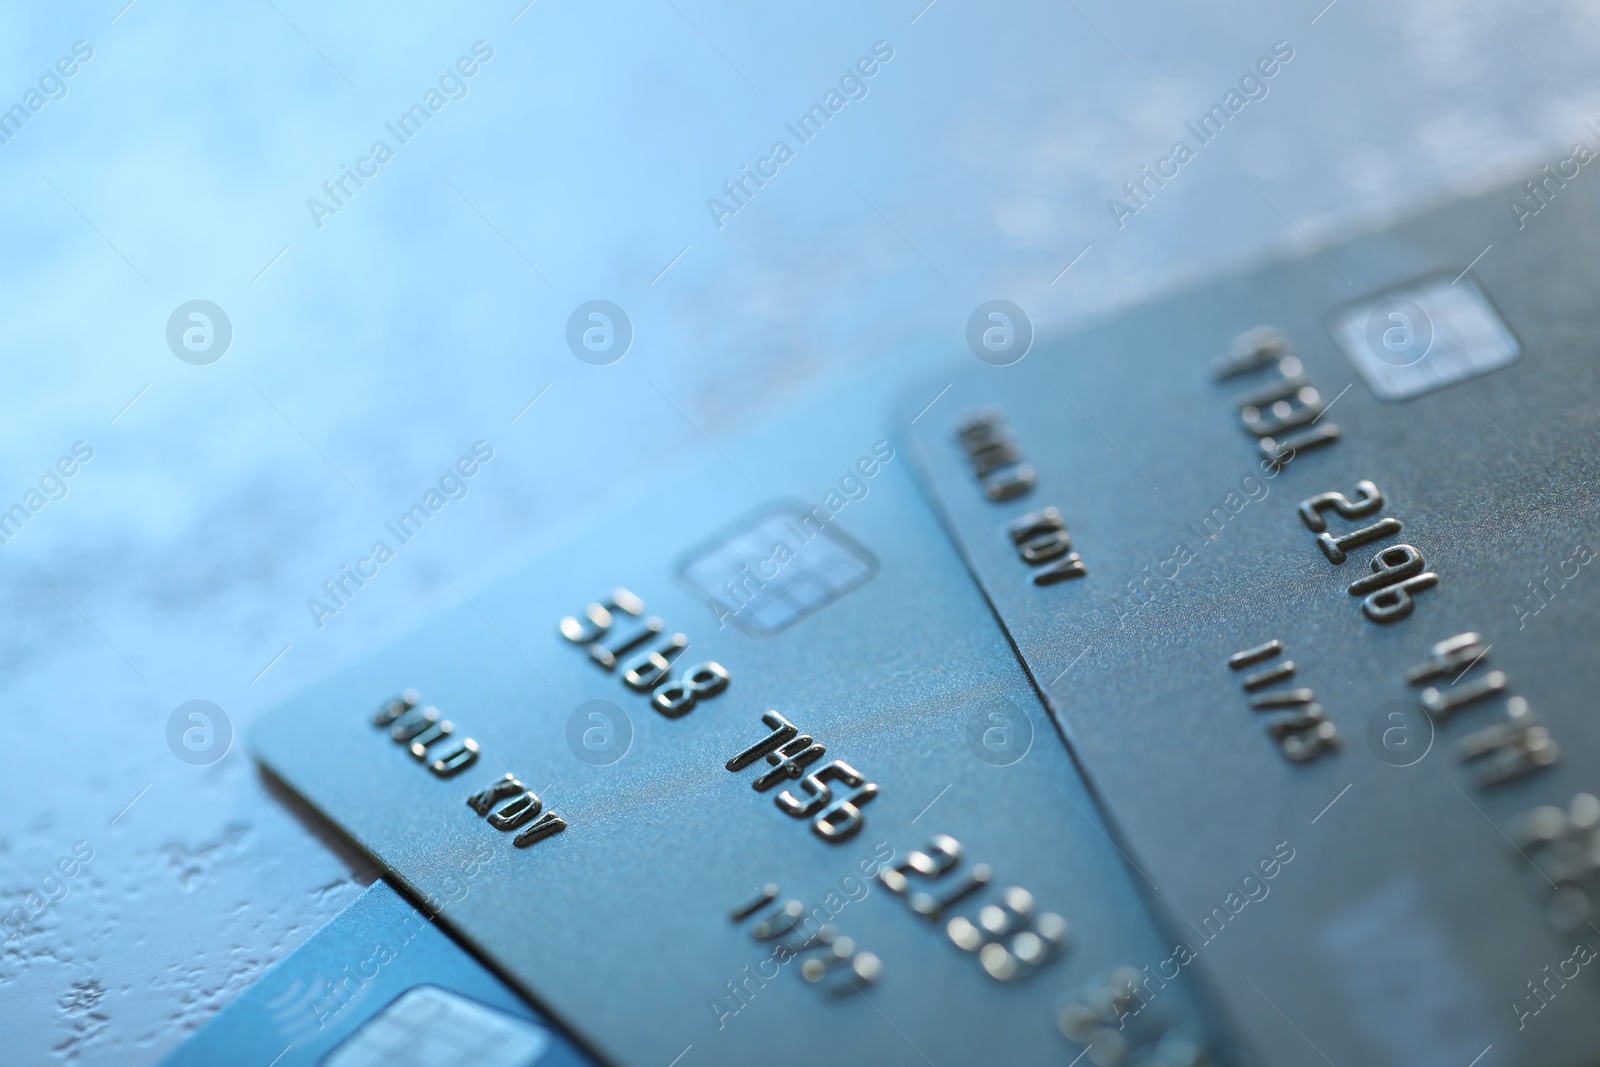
left=564, top=587, right=882, bottom=842
left=1214, top=326, right=1341, bottom=464
left=1298, top=480, right=1438, bottom=624
left=728, top=712, right=879, bottom=842
left=879, top=833, right=1069, bottom=983
left=561, top=587, right=730, bottom=717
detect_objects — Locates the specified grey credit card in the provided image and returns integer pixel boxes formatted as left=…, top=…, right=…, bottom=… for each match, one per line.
left=900, top=178, right=1600, bottom=1067
left=250, top=371, right=1233, bottom=1067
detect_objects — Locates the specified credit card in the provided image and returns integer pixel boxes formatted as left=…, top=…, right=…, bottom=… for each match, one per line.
left=162, top=878, right=597, bottom=1067
left=251, top=374, right=1233, bottom=1067
left=900, top=179, right=1600, bottom=1067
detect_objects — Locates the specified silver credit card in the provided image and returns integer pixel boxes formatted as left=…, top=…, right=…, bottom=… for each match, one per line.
left=901, top=179, right=1600, bottom=1067
left=252, top=372, right=1230, bottom=1067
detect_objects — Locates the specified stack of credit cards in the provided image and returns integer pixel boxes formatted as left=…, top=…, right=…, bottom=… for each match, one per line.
left=898, top=180, right=1600, bottom=1067
left=171, top=177, right=1600, bottom=1067
left=237, top=373, right=1229, bottom=1067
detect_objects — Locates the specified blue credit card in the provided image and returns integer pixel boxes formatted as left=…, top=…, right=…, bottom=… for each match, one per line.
left=900, top=179, right=1600, bottom=1067
left=247, top=368, right=1234, bottom=1067
left=162, top=878, right=598, bottom=1067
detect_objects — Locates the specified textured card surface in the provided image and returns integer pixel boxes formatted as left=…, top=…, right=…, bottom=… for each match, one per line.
left=163, top=879, right=596, bottom=1067
left=251, top=375, right=1230, bottom=1067
left=901, top=180, right=1600, bottom=1067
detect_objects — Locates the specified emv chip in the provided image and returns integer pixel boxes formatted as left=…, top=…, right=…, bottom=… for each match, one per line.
left=1328, top=273, right=1520, bottom=401
left=677, top=502, right=876, bottom=635
left=324, top=985, right=550, bottom=1067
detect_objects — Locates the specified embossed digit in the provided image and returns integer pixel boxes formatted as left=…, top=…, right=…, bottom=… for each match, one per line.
left=752, top=736, right=827, bottom=792
left=390, top=705, right=441, bottom=743
left=1362, top=572, right=1438, bottom=623
left=1298, top=480, right=1385, bottom=533
left=1265, top=706, right=1340, bottom=761
left=512, top=812, right=567, bottom=847
left=486, top=791, right=543, bottom=831
left=946, top=886, right=1070, bottom=981
left=429, top=738, right=478, bottom=777
left=559, top=588, right=645, bottom=644
left=811, top=783, right=877, bottom=842
left=777, top=760, right=873, bottom=819
left=373, top=689, right=420, bottom=726
left=651, top=661, right=730, bottom=717
left=1317, top=518, right=1403, bottom=565
left=1347, top=544, right=1426, bottom=596
left=408, top=719, right=454, bottom=759
left=622, top=633, right=688, bottom=690
left=588, top=616, right=664, bottom=670
left=880, top=835, right=992, bottom=920
left=1238, top=374, right=1325, bottom=438
left=467, top=774, right=526, bottom=815
left=727, top=711, right=799, bottom=769
left=795, top=926, right=883, bottom=993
